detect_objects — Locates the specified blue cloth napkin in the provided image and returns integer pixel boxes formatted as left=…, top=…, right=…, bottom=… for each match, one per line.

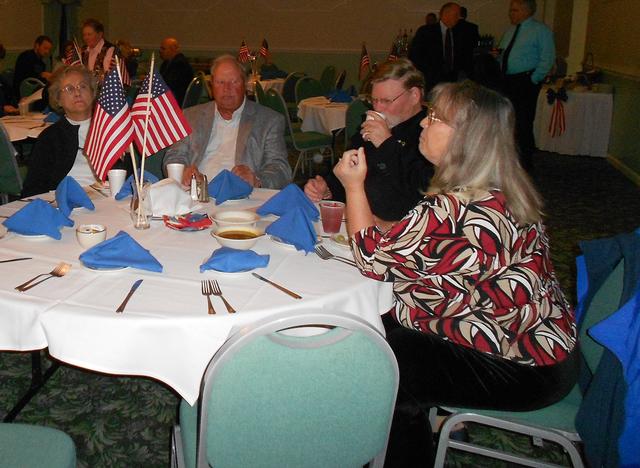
left=266, top=206, right=317, bottom=253
left=200, top=247, right=270, bottom=273
left=259, top=64, right=288, bottom=79
left=208, top=169, right=253, bottom=205
left=44, top=112, right=60, bottom=123
left=79, top=230, right=163, bottom=272
left=326, top=89, right=352, bottom=103
left=257, top=183, right=319, bottom=220
left=55, top=176, right=95, bottom=218
left=115, top=171, right=159, bottom=200
left=3, top=199, right=72, bottom=239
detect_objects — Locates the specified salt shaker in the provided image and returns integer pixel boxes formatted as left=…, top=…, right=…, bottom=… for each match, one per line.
left=198, top=175, right=209, bottom=203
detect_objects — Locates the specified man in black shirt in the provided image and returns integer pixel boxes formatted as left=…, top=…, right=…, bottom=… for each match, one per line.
left=12, top=35, right=53, bottom=101
left=304, top=58, right=433, bottom=226
left=159, top=37, right=194, bottom=106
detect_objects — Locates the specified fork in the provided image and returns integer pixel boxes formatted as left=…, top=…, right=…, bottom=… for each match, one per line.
left=201, top=280, right=216, bottom=315
left=314, top=245, right=356, bottom=267
left=15, top=262, right=71, bottom=292
left=210, top=280, right=236, bottom=314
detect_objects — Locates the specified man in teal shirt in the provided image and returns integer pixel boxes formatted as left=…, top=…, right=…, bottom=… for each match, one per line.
left=499, top=0, right=555, bottom=172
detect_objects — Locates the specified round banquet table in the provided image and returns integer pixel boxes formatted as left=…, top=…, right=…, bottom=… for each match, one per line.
left=297, top=96, right=348, bottom=135
left=0, top=188, right=393, bottom=405
left=1, top=113, right=49, bottom=142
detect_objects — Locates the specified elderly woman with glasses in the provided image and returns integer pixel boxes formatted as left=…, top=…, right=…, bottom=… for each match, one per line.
left=21, top=65, right=98, bottom=197
left=335, top=81, right=578, bottom=466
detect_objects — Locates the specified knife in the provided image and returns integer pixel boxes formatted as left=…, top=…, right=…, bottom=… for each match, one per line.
left=251, top=273, right=302, bottom=299
left=0, top=257, right=32, bottom=264
left=116, top=279, right=143, bottom=313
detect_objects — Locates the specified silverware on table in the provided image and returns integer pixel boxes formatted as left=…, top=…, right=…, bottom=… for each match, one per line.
left=210, top=280, right=235, bottom=313
left=251, top=273, right=302, bottom=299
left=116, top=279, right=143, bottom=313
left=201, top=280, right=216, bottom=315
left=89, top=185, right=109, bottom=198
left=314, top=245, right=356, bottom=267
left=15, top=262, right=71, bottom=292
left=0, top=257, right=32, bottom=264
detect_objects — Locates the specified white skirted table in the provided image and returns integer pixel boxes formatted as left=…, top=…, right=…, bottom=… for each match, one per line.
left=297, top=96, right=348, bottom=135
left=1, top=113, right=49, bottom=142
left=0, top=188, right=393, bottom=405
left=534, top=85, right=613, bottom=157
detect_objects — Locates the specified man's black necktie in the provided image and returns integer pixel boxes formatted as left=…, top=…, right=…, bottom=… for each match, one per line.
left=444, top=28, right=453, bottom=73
left=501, top=23, right=521, bottom=75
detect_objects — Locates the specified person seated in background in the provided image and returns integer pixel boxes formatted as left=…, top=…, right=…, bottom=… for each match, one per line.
left=304, top=58, right=433, bottom=228
left=12, top=35, right=53, bottom=101
left=334, top=81, right=578, bottom=466
left=21, top=65, right=99, bottom=196
left=81, top=18, right=116, bottom=80
left=0, top=42, right=18, bottom=116
left=159, top=37, right=194, bottom=106
left=163, top=55, right=291, bottom=189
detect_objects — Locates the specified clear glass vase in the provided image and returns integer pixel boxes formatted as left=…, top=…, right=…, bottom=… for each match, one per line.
left=130, top=182, right=151, bottom=230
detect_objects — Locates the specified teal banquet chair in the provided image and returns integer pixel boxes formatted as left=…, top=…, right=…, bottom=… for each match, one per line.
left=0, top=123, right=25, bottom=204
left=171, top=311, right=399, bottom=468
left=281, top=71, right=305, bottom=121
left=182, top=73, right=211, bottom=109
left=264, top=88, right=333, bottom=178
left=319, top=65, right=337, bottom=94
left=0, top=423, right=76, bottom=468
left=254, top=81, right=267, bottom=105
left=433, top=231, right=639, bottom=467
left=344, top=97, right=371, bottom=147
left=19, top=77, right=45, bottom=98
left=294, top=76, right=325, bottom=105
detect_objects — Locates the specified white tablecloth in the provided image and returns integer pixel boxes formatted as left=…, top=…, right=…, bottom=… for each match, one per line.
left=534, top=86, right=613, bottom=157
left=0, top=189, right=393, bottom=404
left=247, top=78, right=285, bottom=95
left=297, top=96, right=348, bottom=135
left=1, top=113, right=49, bottom=142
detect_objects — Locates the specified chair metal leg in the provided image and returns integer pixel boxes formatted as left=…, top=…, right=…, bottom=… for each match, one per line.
left=3, top=350, right=60, bottom=422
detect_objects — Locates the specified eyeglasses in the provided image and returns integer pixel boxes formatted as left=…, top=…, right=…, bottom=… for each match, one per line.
left=59, top=82, right=90, bottom=95
left=367, top=89, right=409, bottom=106
left=426, top=107, right=445, bottom=126
left=213, top=78, right=244, bottom=87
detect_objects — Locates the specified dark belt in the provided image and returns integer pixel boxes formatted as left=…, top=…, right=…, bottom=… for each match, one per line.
left=505, top=69, right=534, bottom=78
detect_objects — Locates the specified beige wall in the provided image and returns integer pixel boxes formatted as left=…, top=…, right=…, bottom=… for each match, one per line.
left=0, top=0, right=44, bottom=49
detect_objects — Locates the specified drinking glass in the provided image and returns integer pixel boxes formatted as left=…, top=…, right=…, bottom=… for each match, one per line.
left=319, top=201, right=345, bottom=234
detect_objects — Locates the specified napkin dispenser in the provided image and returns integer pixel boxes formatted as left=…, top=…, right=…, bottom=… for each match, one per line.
left=190, top=175, right=210, bottom=203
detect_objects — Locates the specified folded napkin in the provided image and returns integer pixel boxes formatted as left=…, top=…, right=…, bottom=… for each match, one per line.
left=115, top=171, right=159, bottom=200
left=200, top=247, right=270, bottom=273
left=79, top=230, right=163, bottom=272
left=44, top=112, right=60, bottom=123
left=257, top=183, right=319, bottom=220
left=3, top=199, right=72, bottom=239
left=55, top=176, right=95, bottom=218
left=147, top=178, right=200, bottom=216
left=208, top=169, right=253, bottom=205
left=265, top=206, right=317, bottom=253
left=326, top=89, right=352, bottom=103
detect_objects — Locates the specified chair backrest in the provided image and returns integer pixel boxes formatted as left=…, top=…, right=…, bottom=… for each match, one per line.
left=319, top=65, right=337, bottom=93
left=335, top=69, right=347, bottom=90
left=282, top=71, right=305, bottom=103
left=182, top=74, right=210, bottom=109
left=19, top=77, right=45, bottom=98
left=0, top=123, right=23, bottom=202
left=254, top=81, right=267, bottom=105
left=295, top=76, right=325, bottom=104
left=197, top=312, right=399, bottom=468
left=264, top=89, right=293, bottom=137
left=345, top=97, right=371, bottom=146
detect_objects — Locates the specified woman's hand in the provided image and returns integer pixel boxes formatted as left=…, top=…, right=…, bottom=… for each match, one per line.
left=333, top=147, right=367, bottom=191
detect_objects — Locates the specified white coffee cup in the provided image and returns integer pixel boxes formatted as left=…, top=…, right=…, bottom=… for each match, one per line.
left=166, top=163, right=185, bottom=184
left=366, top=111, right=386, bottom=121
left=107, top=169, right=127, bottom=198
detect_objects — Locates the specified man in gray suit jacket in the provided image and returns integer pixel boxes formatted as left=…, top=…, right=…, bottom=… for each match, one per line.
left=163, top=55, right=291, bottom=189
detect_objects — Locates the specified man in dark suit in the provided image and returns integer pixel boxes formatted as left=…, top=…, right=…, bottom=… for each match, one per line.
left=455, top=6, right=480, bottom=80
left=159, top=37, right=194, bottom=106
left=409, top=3, right=464, bottom=92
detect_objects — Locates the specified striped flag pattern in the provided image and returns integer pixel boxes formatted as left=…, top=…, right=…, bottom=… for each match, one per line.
left=63, top=43, right=82, bottom=66
left=111, top=55, right=131, bottom=87
left=259, top=38, right=270, bottom=59
left=85, top=68, right=134, bottom=180
left=359, top=44, right=371, bottom=80
left=131, top=70, right=191, bottom=156
left=238, top=41, right=250, bottom=63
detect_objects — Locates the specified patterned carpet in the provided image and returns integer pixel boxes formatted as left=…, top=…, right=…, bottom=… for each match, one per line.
left=1, top=151, right=639, bottom=467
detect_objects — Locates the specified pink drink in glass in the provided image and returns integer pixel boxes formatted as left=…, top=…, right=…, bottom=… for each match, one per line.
left=319, top=201, right=345, bottom=234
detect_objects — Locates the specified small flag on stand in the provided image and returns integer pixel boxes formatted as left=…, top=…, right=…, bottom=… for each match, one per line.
left=131, top=70, right=192, bottom=156
left=238, top=41, right=250, bottom=63
left=259, top=38, right=270, bottom=60
left=359, top=43, right=371, bottom=80
left=85, top=68, right=134, bottom=180
left=387, top=43, right=399, bottom=62
left=63, top=38, right=83, bottom=66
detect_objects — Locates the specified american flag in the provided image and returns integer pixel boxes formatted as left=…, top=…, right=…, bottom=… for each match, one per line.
left=85, top=68, right=134, bottom=180
left=238, top=40, right=250, bottom=63
left=63, top=44, right=82, bottom=66
left=387, top=43, right=399, bottom=62
left=259, top=38, right=270, bottom=59
left=131, top=70, right=191, bottom=156
left=359, top=44, right=371, bottom=80
left=110, top=54, right=131, bottom=87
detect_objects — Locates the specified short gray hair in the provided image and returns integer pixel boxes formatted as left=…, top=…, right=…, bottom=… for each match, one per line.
left=210, top=54, right=247, bottom=81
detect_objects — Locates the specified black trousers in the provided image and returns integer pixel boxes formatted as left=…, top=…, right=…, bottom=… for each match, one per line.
left=382, top=314, right=579, bottom=467
left=503, top=71, right=541, bottom=173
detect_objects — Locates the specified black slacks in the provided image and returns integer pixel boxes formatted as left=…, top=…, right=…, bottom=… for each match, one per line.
left=503, top=71, right=541, bottom=173
left=382, top=314, right=579, bottom=467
